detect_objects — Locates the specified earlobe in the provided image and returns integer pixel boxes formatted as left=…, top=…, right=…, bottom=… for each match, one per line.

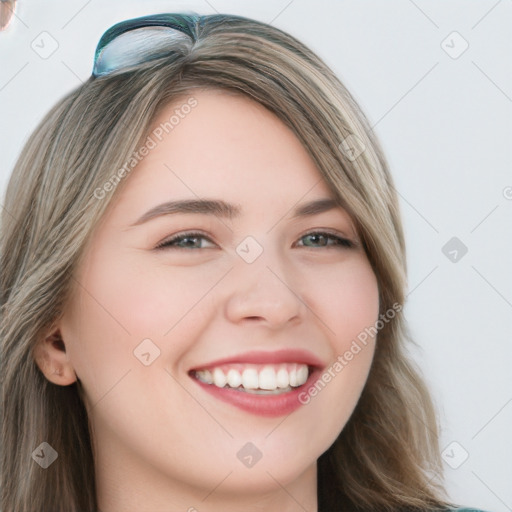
left=33, top=330, right=77, bottom=386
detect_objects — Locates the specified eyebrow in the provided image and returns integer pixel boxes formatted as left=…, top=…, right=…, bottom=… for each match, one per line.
left=130, top=197, right=341, bottom=226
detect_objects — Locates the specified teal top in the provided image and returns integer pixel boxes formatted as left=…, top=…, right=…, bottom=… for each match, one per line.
left=452, top=509, right=489, bottom=512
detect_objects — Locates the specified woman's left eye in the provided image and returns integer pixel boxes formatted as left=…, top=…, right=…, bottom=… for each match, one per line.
left=296, top=232, right=354, bottom=249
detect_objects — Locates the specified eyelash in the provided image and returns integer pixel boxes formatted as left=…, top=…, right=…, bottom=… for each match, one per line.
left=154, top=230, right=355, bottom=250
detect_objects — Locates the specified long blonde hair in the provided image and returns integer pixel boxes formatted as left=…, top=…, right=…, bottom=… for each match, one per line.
left=1, top=12, right=453, bottom=512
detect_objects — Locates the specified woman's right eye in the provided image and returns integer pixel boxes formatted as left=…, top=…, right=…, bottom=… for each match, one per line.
left=155, top=232, right=217, bottom=250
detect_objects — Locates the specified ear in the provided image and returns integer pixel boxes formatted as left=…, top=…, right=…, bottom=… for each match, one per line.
left=33, top=327, right=77, bottom=386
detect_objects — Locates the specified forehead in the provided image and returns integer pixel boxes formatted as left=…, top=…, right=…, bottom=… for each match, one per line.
left=101, top=88, right=343, bottom=232
left=133, top=89, right=333, bottom=195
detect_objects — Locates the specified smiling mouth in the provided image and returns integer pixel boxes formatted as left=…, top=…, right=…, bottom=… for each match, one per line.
left=189, top=363, right=313, bottom=395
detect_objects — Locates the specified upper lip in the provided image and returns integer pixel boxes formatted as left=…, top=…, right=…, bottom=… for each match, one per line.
left=190, top=349, right=326, bottom=371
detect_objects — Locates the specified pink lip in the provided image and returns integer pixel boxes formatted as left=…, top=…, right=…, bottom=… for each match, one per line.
left=190, top=367, right=323, bottom=418
left=189, top=349, right=325, bottom=371
left=188, top=349, right=325, bottom=418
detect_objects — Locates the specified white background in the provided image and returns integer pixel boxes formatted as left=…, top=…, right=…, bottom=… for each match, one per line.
left=1, top=1, right=511, bottom=511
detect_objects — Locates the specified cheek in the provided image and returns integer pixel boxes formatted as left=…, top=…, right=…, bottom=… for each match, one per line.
left=291, top=258, right=379, bottom=441
left=80, top=248, right=227, bottom=337
left=60, top=289, right=133, bottom=407
left=304, top=257, right=380, bottom=345
left=62, top=252, right=226, bottom=402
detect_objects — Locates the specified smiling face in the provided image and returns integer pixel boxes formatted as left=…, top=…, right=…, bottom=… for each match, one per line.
left=46, top=89, right=380, bottom=510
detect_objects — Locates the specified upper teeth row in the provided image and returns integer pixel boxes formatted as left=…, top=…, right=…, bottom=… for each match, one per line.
left=195, top=364, right=309, bottom=391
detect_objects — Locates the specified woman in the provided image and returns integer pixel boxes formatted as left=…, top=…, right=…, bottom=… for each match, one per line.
left=0, top=12, right=489, bottom=512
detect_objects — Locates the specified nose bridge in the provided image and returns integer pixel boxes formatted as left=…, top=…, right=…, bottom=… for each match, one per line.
left=224, top=236, right=304, bottom=326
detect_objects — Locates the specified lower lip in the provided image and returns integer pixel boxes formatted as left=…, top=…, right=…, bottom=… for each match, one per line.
left=190, top=368, right=322, bottom=417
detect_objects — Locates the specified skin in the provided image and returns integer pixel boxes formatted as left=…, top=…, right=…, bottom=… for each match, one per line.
left=35, top=89, right=380, bottom=512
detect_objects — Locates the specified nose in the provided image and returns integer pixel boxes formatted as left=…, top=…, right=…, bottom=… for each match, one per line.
left=223, top=248, right=305, bottom=329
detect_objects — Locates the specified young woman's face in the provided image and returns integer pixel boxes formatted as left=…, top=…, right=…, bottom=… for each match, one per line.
left=60, top=89, right=379, bottom=508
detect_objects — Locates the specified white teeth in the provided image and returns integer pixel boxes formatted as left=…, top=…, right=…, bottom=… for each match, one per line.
left=227, top=368, right=242, bottom=388
left=195, top=363, right=310, bottom=392
left=297, top=365, right=309, bottom=384
left=213, top=368, right=227, bottom=388
left=289, top=365, right=298, bottom=387
left=242, top=368, right=259, bottom=389
left=258, top=366, right=276, bottom=390
left=196, top=369, right=213, bottom=384
left=276, top=366, right=289, bottom=388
